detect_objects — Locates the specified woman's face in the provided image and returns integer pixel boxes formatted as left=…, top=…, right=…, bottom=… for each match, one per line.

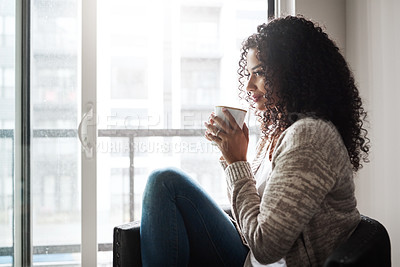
left=246, top=49, right=268, bottom=111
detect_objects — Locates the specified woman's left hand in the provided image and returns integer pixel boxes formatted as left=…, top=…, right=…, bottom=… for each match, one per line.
left=204, top=109, right=249, bottom=165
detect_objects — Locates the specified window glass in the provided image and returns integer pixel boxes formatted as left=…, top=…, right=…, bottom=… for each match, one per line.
left=4, top=16, right=13, bottom=35
left=4, top=68, right=13, bottom=87
left=31, top=0, right=81, bottom=265
left=0, top=0, right=15, bottom=266
left=0, top=69, right=3, bottom=89
left=97, top=0, right=267, bottom=265
left=181, top=58, right=220, bottom=107
left=0, top=17, right=3, bottom=34
left=110, top=57, right=148, bottom=99
left=4, top=1, right=267, bottom=266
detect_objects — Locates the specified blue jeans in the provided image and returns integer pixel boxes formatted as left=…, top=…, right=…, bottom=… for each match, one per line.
left=140, top=167, right=249, bottom=267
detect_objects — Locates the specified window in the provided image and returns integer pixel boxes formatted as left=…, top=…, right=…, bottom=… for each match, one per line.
left=96, top=1, right=267, bottom=264
left=3, top=0, right=269, bottom=266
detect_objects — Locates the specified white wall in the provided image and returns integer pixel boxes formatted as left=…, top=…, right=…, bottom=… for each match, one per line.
left=346, top=0, right=400, bottom=265
left=296, top=0, right=346, bottom=53
left=295, top=0, right=400, bottom=265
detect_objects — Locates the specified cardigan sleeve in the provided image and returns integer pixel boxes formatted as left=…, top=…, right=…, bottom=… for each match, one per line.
left=219, top=159, right=229, bottom=170
left=224, top=118, right=343, bottom=264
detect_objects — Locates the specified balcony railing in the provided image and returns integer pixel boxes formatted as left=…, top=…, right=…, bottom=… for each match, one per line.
left=0, top=127, right=222, bottom=264
left=1, top=127, right=259, bottom=265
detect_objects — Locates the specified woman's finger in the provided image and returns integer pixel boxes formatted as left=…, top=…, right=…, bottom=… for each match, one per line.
left=204, top=122, right=227, bottom=139
left=209, top=114, right=230, bottom=133
left=243, top=123, right=249, bottom=142
left=222, top=109, right=240, bottom=130
left=204, top=122, right=219, bottom=135
left=208, top=112, right=215, bottom=124
left=204, top=132, right=213, bottom=141
left=206, top=131, right=222, bottom=143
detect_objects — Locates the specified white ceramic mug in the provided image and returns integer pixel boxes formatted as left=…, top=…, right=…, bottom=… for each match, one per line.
left=214, top=106, right=247, bottom=130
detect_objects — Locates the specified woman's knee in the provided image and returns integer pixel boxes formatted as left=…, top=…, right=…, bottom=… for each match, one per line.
left=147, top=167, right=183, bottom=185
left=142, top=168, right=189, bottom=205
left=144, top=167, right=189, bottom=195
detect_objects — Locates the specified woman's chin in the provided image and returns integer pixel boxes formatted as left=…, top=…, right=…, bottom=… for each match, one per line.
left=255, top=103, right=267, bottom=112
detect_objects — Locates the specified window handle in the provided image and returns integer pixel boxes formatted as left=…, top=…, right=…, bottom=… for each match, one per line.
left=78, top=103, right=94, bottom=158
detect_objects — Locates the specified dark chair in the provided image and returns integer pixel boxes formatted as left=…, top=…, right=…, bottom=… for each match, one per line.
left=323, top=215, right=391, bottom=267
left=113, top=212, right=391, bottom=267
left=112, top=206, right=232, bottom=267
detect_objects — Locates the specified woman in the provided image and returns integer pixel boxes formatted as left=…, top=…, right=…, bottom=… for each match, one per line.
left=140, top=16, right=370, bottom=266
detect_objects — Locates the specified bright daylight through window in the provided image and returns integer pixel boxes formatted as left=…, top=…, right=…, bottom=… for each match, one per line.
left=0, top=0, right=15, bottom=265
left=0, top=0, right=268, bottom=266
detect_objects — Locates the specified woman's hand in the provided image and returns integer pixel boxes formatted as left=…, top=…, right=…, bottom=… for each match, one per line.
left=204, top=108, right=249, bottom=165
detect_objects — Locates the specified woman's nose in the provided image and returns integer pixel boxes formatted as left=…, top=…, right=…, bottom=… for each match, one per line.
left=246, top=75, right=256, bottom=92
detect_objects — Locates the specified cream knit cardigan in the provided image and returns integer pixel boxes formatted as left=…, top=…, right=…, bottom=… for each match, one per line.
left=222, top=117, right=361, bottom=266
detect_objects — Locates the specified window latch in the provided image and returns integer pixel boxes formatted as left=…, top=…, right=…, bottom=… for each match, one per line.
left=78, top=103, right=94, bottom=158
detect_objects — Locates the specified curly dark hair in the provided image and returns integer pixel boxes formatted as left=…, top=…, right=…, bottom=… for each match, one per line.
left=238, top=16, right=370, bottom=172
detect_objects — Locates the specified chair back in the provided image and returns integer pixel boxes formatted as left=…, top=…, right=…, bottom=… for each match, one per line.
left=323, top=215, right=391, bottom=267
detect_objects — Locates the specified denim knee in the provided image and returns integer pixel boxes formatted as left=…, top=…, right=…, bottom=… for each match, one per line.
left=143, top=167, right=184, bottom=200
left=147, top=167, right=183, bottom=187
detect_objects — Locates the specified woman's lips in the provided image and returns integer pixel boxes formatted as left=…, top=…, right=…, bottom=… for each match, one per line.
left=251, top=95, right=263, bottom=102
